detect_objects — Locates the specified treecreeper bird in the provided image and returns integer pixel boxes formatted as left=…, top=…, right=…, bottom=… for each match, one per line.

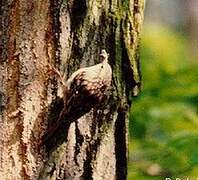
left=43, top=49, right=112, bottom=144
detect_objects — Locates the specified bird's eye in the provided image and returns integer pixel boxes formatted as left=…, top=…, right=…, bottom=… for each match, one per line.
left=101, top=65, right=103, bottom=68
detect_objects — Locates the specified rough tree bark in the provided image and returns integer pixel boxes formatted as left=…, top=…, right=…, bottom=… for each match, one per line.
left=0, top=0, right=145, bottom=179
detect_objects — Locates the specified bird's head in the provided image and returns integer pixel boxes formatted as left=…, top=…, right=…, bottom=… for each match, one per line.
left=99, top=49, right=109, bottom=63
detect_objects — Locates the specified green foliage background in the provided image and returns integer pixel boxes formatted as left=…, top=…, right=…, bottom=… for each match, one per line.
left=128, top=25, right=198, bottom=179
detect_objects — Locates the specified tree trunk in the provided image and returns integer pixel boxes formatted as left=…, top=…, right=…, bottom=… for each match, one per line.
left=184, top=0, right=198, bottom=62
left=0, top=0, right=145, bottom=179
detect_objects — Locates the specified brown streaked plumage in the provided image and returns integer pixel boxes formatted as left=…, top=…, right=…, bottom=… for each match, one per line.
left=43, top=50, right=112, bottom=143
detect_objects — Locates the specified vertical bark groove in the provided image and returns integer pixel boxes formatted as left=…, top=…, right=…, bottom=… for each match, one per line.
left=115, top=107, right=128, bottom=180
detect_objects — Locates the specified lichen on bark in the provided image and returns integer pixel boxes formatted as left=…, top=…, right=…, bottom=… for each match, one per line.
left=40, top=0, right=145, bottom=179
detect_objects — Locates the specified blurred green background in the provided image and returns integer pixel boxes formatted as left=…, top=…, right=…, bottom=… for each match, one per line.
left=128, top=1, right=198, bottom=179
